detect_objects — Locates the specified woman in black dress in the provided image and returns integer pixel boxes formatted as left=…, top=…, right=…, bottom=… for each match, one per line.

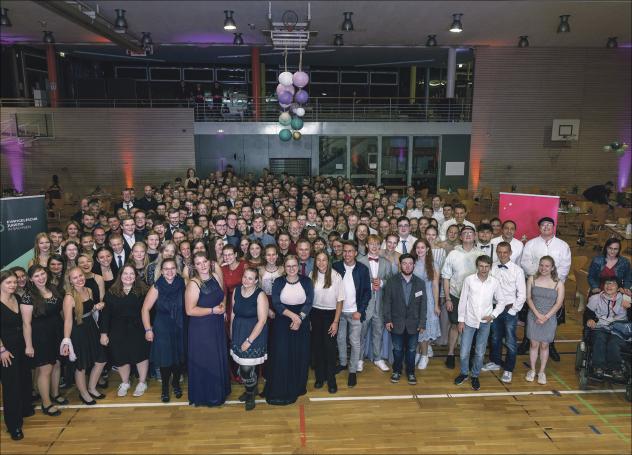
left=185, top=168, right=200, bottom=190
left=93, top=246, right=117, bottom=291
left=60, top=267, right=107, bottom=405
left=47, top=254, right=67, bottom=295
left=101, top=265, right=150, bottom=398
left=78, top=254, right=105, bottom=305
left=264, top=255, right=314, bottom=405
left=21, top=265, right=66, bottom=417
left=1, top=271, right=34, bottom=440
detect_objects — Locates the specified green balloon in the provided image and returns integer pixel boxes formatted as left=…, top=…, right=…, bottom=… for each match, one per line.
left=279, top=129, right=292, bottom=142
left=290, top=116, right=304, bottom=130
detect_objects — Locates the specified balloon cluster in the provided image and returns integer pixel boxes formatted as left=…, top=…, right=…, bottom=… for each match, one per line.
left=277, top=71, right=309, bottom=141
left=603, top=141, right=629, bottom=157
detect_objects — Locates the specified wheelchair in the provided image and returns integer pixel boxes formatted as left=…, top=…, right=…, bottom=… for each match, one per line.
left=575, top=327, right=632, bottom=402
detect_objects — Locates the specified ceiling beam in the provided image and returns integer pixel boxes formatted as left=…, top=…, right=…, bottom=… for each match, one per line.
left=34, top=0, right=145, bottom=53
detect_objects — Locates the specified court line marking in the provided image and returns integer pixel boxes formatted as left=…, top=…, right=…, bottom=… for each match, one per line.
left=298, top=404, right=307, bottom=447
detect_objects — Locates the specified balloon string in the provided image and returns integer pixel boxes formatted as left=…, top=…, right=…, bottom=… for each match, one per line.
left=284, top=47, right=288, bottom=72
left=299, top=49, right=303, bottom=71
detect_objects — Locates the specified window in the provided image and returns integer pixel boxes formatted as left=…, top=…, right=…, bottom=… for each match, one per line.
left=340, top=72, right=368, bottom=84
left=412, top=136, right=439, bottom=193
left=115, top=67, right=148, bottom=80
left=370, top=72, right=398, bottom=85
left=183, top=68, right=213, bottom=82
left=310, top=71, right=339, bottom=84
left=382, top=136, right=408, bottom=186
left=350, top=137, right=378, bottom=184
left=319, top=137, right=347, bottom=176
left=149, top=67, right=181, bottom=81
left=216, top=68, right=246, bottom=84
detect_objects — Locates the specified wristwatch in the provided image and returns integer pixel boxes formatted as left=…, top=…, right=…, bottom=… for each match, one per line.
left=299, top=312, right=306, bottom=321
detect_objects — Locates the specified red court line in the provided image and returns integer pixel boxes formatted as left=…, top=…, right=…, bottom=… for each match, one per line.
left=299, top=404, right=307, bottom=447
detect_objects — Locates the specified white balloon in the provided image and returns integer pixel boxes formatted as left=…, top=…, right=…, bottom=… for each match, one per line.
left=278, top=71, right=293, bottom=86
left=295, top=107, right=305, bottom=117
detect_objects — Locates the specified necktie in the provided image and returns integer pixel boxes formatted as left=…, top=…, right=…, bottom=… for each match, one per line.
left=401, top=240, right=407, bottom=254
left=301, top=262, right=306, bottom=276
left=497, top=264, right=508, bottom=269
left=369, top=257, right=379, bottom=262
left=117, top=255, right=123, bottom=268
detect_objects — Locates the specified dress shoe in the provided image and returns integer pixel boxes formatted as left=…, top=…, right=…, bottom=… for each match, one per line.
left=173, top=385, right=183, bottom=399
left=88, top=391, right=106, bottom=400
left=80, top=396, right=97, bottom=406
left=314, top=380, right=324, bottom=389
left=445, top=355, right=455, bottom=369
left=335, top=364, right=348, bottom=374
left=517, top=338, right=530, bottom=355
left=327, top=381, right=338, bottom=394
left=549, top=343, right=560, bottom=362
left=347, top=373, right=357, bottom=388
left=10, top=429, right=24, bottom=441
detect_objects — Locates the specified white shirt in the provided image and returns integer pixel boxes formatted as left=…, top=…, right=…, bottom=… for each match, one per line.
left=458, top=274, right=506, bottom=328
left=367, top=255, right=380, bottom=279
left=123, top=233, right=136, bottom=249
left=433, top=208, right=445, bottom=224
left=490, top=260, right=526, bottom=316
left=406, top=209, right=423, bottom=220
left=520, top=235, right=572, bottom=282
left=441, top=245, right=484, bottom=297
left=113, top=250, right=126, bottom=267
left=490, top=236, right=524, bottom=264
left=313, top=270, right=345, bottom=311
left=439, top=218, right=476, bottom=241
left=342, top=264, right=357, bottom=313
left=396, top=235, right=417, bottom=254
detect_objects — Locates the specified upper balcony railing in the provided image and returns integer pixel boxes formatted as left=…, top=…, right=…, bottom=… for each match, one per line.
left=0, top=97, right=471, bottom=123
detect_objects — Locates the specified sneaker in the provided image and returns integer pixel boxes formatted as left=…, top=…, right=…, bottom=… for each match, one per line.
left=133, top=382, right=148, bottom=397
left=390, top=372, right=401, bottom=383
left=525, top=370, right=536, bottom=382
left=407, top=374, right=417, bottom=385
left=481, top=362, right=501, bottom=372
left=454, top=374, right=468, bottom=385
left=357, top=360, right=364, bottom=372
left=501, top=371, right=513, bottom=383
left=117, top=382, right=131, bottom=397
left=445, top=355, right=456, bottom=369
left=427, top=345, right=434, bottom=358
left=374, top=359, right=390, bottom=372
left=471, top=377, right=480, bottom=391
left=417, top=355, right=429, bottom=370
left=537, top=372, right=547, bottom=385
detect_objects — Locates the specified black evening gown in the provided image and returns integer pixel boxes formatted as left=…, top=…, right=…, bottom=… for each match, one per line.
left=102, top=291, right=150, bottom=366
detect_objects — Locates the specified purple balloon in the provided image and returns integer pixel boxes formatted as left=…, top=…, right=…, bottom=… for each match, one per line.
left=276, top=83, right=294, bottom=96
left=294, top=89, right=309, bottom=105
left=292, top=71, right=309, bottom=88
left=278, top=91, right=293, bottom=105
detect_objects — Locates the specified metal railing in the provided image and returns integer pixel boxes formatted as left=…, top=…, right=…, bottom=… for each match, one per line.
left=0, top=97, right=472, bottom=123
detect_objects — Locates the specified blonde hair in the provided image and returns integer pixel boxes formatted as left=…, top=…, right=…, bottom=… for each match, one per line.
left=66, top=266, right=87, bottom=325
left=33, top=232, right=51, bottom=264
left=535, top=255, right=559, bottom=282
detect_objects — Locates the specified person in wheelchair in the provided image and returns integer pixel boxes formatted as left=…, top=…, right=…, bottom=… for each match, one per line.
left=584, top=277, right=632, bottom=381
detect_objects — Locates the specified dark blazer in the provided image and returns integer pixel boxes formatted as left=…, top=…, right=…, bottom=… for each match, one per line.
left=135, top=197, right=157, bottom=212
left=114, top=200, right=135, bottom=212
left=332, top=260, right=372, bottom=321
left=271, top=275, right=314, bottom=318
left=382, top=273, right=427, bottom=335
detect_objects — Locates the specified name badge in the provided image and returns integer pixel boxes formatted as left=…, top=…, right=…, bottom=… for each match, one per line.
left=415, top=290, right=423, bottom=298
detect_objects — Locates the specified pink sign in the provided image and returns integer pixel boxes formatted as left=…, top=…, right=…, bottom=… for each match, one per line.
left=498, top=193, right=560, bottom=241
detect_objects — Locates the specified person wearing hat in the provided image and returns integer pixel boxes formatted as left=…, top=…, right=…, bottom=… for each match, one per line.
left=441, top=225, right=484, bottom=369
left=519, top=217, right=571, bottom=361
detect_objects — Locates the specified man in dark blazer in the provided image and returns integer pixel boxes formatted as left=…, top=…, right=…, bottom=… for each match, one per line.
left=332, top=240, right=371, bottom=388
left=382, top=253, right=427, bottom=385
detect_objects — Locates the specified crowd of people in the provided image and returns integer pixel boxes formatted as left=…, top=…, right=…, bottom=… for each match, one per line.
left=1, top=167, right=631, bottom=441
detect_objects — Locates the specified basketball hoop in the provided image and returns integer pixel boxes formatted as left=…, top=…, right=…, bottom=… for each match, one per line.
left=282, top=10, right=298, bottom=32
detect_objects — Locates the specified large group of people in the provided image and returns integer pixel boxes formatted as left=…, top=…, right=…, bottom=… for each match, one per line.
left=1, top=167, right=631, bottom=442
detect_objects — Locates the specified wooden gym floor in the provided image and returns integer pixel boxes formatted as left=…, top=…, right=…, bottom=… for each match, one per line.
left=1, top=308, right=630, bottom=454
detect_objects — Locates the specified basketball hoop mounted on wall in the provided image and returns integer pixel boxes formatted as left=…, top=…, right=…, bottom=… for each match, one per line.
left=282, top=10, right=298, bottom=32
left=265, top=1, right=316, bottom=50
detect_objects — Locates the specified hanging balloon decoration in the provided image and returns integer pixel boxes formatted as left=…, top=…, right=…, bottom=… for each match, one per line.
left=277, top=46, right=309, bottom=141
left=603, top=141, right=629, bottom=157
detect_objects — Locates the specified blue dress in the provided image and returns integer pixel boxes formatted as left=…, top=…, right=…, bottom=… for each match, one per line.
left=230, top=286, right=268, bottom=365
left=414, top=260, right=441, bottom=342
left=187, top=277, right=231, bottom=406
left=150, top=276, right=185, bottom=368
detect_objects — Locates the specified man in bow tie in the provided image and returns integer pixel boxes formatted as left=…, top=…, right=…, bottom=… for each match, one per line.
left=482, top=242, right=526, bottom=383
left=476, top=223, right=494, bottom=255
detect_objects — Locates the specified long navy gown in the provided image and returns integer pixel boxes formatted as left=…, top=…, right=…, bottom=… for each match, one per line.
left=187, top=276, right=231, bottom=406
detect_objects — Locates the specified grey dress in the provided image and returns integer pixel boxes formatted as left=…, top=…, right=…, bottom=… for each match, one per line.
left=527, top=285, right=560, bottom=343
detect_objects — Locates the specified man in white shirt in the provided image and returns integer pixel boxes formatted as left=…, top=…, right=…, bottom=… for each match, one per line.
left=109, top=234, right=127, bottom=268
left=519, top=216, right=571, bottom=361
left=481, top=242, right=526, bottom=383
left=490, top=220, right=523, bottom=264
left=439, top=203, right=475, bottom=241
left=454, top=255, right=506, bottom=391
left=441, top=226, right=483, bottom=369
left=431, top=195, right=445, bottom=224
left=395, top=216, right=417, bottom=254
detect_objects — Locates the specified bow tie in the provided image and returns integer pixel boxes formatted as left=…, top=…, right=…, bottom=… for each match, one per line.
left=480, top=244, right=490, bottom=249
left=497, top=264, right=508, bottom=269
left=369, top=257, right=379, bottom=262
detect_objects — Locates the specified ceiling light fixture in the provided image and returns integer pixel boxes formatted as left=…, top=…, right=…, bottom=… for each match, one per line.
left=426, top=34, right=437, bottom=47
left=233, top=33, right=244, bottom=45
left=224, top=10, right=236, bottom=30
left=0, top=8, right=11, bottom=27
left=449, top=13, right=463, bottom=33
left=114, top=9, right=128, bottom=33
left=333, top=34, right=344, bottom=46
left=557, top=15, right=570, bottom=33
left=43, top=30, right=55, bottom=44
left=141, top=32, right=153, bottom=48
left=341, top=12, right=354, bottom=31
left=606, top=37, right=618, bottom=48
left=518, top=35, right=529, bottom=48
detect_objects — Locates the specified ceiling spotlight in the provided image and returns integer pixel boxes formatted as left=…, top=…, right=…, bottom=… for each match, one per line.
left=43, top=30, right=55, bottom=44
left=141, top=32, right=153, bottom=48
left=333, top=34, right=344, bottom=46
left=224, top=10, right=236, bottom=30
left=1, top=8, right=12, bottom=27
left=557, top=15, right=570, bottom=33
left=606, top=37, right=618, bottom=48
left=518, top=36, right=529, bottom=48
left=233, top=33, right=244, bottom=45
left=341, top=12, right=354, bottom=31
left=114, top=9, right=128, bottom=33
left=426, top=34, right=437, bottom=47
left=449, top=13, right=463, bottom=33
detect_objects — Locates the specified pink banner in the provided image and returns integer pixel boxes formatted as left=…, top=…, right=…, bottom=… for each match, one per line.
left=498, top=193, right=560, bottom=241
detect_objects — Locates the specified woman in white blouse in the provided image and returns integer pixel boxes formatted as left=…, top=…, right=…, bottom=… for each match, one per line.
left=310, top=252, right=344, bottom=394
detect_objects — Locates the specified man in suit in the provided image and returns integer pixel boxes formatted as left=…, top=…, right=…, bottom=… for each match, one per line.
left=164, top=209, right=182, bottom=240
left=358, top=234, right=396, bottom=372
left=382, top=253, right=427, bottom=385
left=332, top=240, right=371, bottom=388
left=109, top=234, right=127, bottom=269
left=120, top=216, right=139, bottom=255
left=114, top=188, right=135, bottom=212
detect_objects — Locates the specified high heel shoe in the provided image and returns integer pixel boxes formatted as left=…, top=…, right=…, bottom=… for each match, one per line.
left=80, top=396, right=97, bottom=406
left=41, top=404, right=61, bottom=416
